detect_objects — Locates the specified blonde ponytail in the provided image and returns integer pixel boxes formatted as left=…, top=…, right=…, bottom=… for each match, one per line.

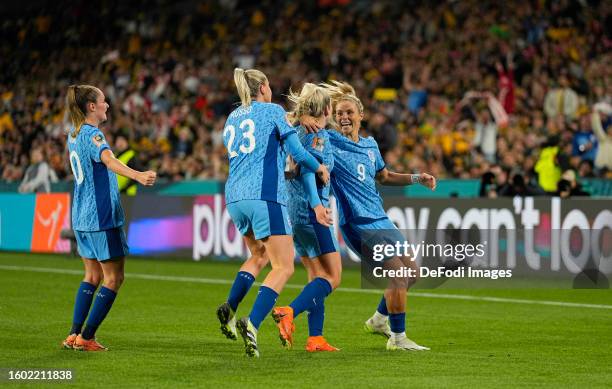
left=65, top=84, right=100, bottom=138
left=234, top=68, right=251, bottom=107
left=233, top=67, right=268, bottom=107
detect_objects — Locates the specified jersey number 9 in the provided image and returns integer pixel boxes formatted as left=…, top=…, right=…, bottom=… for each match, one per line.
left=224, top=119, right=256, bottom=159
left=357, top=163, right=366, bottom=181
left=69, top=151, right=84, bottom=185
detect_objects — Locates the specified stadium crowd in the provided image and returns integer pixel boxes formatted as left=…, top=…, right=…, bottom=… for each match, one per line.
left=0, top=0, right=610, bottom=196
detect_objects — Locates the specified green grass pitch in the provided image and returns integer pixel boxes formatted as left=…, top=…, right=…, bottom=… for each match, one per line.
left=0, top=252, right=610, bottom=388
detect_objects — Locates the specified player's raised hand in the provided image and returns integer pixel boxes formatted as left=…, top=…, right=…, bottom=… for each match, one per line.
left=313, top=205, right=333, bottom=227
left=137, top=170, right=157, bottom=186
left=316, top=164, right=330, bottom=185
left=419, top=173, right=436, bottom=190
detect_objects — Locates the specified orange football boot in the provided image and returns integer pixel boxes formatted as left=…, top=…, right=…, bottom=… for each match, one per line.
left=62, top=334, right=78, bottom=349
left=306, top=336, right=340, bottom=352
left=73, top=335, right=108, bottom=351
left=271, top=306, right=295, bottom=349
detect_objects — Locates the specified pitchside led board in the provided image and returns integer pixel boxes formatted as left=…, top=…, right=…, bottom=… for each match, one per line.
left=1, top=194, right=610, bottom=276
left=0, top=193, right=71, bottom=253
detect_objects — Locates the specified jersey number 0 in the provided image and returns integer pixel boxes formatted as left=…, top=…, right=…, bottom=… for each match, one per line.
left=69, top=151, right=84, bottom=185
left=224, top=119, right=256, bottom=159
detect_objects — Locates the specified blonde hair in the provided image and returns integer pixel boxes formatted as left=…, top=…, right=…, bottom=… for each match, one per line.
left=287, top=83, right=331, bottom=125
left=66, top=84, right=100, bottom=137
left=233, top=68, right=268, bottom=106
left=320, top=80, right=364, bottom=113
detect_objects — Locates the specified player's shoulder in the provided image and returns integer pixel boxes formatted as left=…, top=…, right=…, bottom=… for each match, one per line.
left=75, top=124, right=100, bottom=142
left=257, top=102, right=286, bottom=119
left=360, top=135, right=379, bottom=148
left=227, top=104, right=253, bottom=121
left=317, top=128, right=331, bottom=139
left=263, top=102, right=284, bottom=112
left=78, top=124, right=104, bottom=142
left=80, top=123, right=100, bottom=133
left=327, top=129, right=344, bottom=141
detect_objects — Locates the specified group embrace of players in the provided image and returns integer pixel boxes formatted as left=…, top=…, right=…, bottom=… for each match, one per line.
left=58, top=67, right=435, bottom=356
left=216, top=68, right=436, bottom=357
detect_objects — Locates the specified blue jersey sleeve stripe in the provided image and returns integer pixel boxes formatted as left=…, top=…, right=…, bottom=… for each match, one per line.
left=261, top=132, right=279, bottom=202
left=92, top=161, right=113, bottom=230
left=279, top=129, right=297, bottom=140
left=98, top=145, right=110, bottom=161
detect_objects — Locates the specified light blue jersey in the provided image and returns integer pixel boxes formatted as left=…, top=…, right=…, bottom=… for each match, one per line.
left=286, top=127, right=334, bottom=226
left=328, top=131, right=387, bottom=225
left=68, top=124, right=125, bottom=232
left=223, top=102, right=298, bottom=206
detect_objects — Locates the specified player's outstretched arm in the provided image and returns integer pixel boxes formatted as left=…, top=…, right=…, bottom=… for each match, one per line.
left=376, top=169, right=436, bottom=190
left=100, top=149, right=157, bottom=186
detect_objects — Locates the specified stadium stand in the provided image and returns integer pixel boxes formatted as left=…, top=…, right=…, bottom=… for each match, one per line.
left=0, top=0, right=610, bottom=197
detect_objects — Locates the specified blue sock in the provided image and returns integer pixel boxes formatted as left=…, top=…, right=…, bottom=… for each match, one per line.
left=389, top=312, right=406, bottom=334
left=377, top=296, right=388, bottom=316
left=227, top=271, right=255, bottom=312
left=70, top=281, right=97, bottom=335
left=307, top=298, right=325, bottom=337
left=290, top=277, right=332, bottom=318
left=81, top=286, right=117, bottom=340
left=248, top=286, right=278, bottom=330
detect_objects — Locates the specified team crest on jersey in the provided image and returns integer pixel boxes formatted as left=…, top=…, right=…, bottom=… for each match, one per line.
left=312, top=136, right=325, bottom=152
left=92, top=134, right=106, bottom=147
left=368, top=150, right=375, bottom=164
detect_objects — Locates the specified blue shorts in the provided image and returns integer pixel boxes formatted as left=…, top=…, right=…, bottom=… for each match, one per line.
left=293, top=223, right=340, bottom=259
left=340, top=217, right=407, bottom=260
left=227, top=200, right=292, bottom=240
left=75, top=227, right=129, bottom=261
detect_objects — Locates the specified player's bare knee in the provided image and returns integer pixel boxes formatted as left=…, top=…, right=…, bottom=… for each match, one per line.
left=251, top=254, right=268, bottom=272
left=329, top=275, right=341, bottom=290
left=388, top=276, right=409, bottom=290
left=324, top=272, right=341, bottom=290
left=279, top=262, right=294, bottom=280
left=105, top=274, right=124, bottom=290
left=84, top=274, right=102, bottom=286
left=334, top=272, right=342, bottom=289
left=398, top=278, right=410, bottom=290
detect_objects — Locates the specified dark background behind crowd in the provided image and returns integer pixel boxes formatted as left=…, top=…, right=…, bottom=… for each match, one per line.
left=0, top=0, right=610, bottom=197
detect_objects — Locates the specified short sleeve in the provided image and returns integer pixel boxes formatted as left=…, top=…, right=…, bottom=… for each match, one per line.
left=270, top=104, right=297, bottom=140
left=86, top=128, right=110, bottom=162
left=327, top=130, right=344, bottom=144
left=372, top=140, right=385, bottom=172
